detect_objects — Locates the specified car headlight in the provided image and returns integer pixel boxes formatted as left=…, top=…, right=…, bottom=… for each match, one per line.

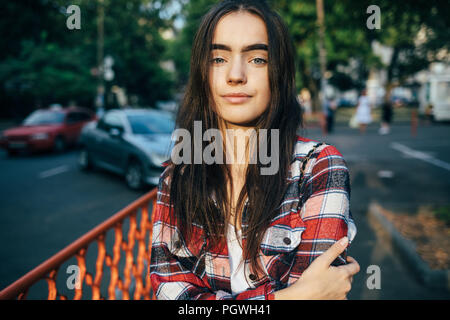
left=31, top=133, right=50, bottom=140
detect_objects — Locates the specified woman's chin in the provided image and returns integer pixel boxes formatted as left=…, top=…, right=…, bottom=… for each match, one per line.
left=217, top=110, right=263, bottom=128
left=222, top=117, right=260, bottom=128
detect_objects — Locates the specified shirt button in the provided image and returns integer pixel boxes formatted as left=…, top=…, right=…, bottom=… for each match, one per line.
left=249, top=274, right=258, bottom=281
left=283, top=237, right=291, bottom=245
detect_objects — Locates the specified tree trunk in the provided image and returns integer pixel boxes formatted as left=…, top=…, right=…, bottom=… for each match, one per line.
left=316, top=0, right=328, bottom=114
left=298, top=58, right=321, bottom=113
left=384, top=46, right=399, bottom=102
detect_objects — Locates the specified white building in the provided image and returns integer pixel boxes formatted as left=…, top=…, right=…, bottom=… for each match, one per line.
left=416, top=62, right=450, bottom=121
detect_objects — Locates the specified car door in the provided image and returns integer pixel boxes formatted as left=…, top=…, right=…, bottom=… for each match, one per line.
left=64, top=112, right=84, bottom=144
left=94, top=112, right=128, bottom=172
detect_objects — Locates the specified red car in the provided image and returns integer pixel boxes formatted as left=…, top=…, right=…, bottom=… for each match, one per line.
left=0, top=107, right=96, bottom=155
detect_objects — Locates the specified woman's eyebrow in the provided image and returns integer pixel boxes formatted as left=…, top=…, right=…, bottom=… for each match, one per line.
left=211, top=43, right=268, bottom=52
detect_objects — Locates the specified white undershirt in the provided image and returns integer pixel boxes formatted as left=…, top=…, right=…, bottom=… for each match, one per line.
left=226, top=223, right=250, bottom=294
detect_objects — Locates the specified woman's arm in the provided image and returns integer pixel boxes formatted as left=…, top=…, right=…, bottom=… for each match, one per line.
left=273, top=237, right=360, bottom=300
left=275, top=144, right=359, bottom=299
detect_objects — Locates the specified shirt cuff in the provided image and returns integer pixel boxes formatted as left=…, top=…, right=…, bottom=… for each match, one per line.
left=264, top=281, right=276, bottom=300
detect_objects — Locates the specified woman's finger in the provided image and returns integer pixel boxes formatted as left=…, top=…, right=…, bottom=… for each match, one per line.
left=346, top=256, right=360, bottom=271
left=341, top=259, right=360, bottom=276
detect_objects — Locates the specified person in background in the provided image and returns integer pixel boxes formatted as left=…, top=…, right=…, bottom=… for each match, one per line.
left=379, top=93, right=393, bottom=135
left=355, top=89, right=371, bottom=134
left=326, top=96, right=338, bottom=134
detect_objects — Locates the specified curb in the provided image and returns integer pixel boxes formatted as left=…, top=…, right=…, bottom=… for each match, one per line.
left=368, top=202, right=450, bottom=292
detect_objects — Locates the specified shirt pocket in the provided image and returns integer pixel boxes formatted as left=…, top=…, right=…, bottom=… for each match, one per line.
left=166, top=230, right=207, bottom=279
left=260, top=224, right=305, bottom=256
left=258, top=224, right=306, bottom=285
left=166, top=230, right=204, bottom=258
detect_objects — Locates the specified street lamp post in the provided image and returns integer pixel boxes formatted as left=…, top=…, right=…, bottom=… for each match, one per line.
left=316, top=0, right=328, bottom=134
left=95, top=0, right=105, bottom=117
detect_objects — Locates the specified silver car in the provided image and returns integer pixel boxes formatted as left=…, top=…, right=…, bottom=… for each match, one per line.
left=78, top=108, right=175, bottom=189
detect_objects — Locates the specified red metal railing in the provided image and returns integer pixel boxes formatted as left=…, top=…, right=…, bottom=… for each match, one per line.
left=0, top=188, right=158, bottom=300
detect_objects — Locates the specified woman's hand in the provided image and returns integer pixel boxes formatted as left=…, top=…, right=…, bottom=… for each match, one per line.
left=274, top=237, right=360, bottom=300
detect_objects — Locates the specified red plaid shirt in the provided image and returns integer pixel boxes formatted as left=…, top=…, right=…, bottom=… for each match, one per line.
left=149, top=136, right=357, bottom=300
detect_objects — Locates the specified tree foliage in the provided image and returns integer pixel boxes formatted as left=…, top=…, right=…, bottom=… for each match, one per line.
left=1, top=0, right=448, bottom=118
left=0, top=0, right=176, bottom=118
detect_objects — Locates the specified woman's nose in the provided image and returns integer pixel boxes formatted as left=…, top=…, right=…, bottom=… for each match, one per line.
left=227, top=58, right=247, bottom=85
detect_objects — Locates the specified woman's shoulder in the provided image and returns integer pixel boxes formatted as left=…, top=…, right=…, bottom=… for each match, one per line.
left=293, top=135, right=344, bottom=159
left=159, top=160, right=173, bottom=186
left=156, top=160, right=188, bottom=203
left=155, top=160, right=176, bottom=208
left=290, top=135, right=347, bottom=181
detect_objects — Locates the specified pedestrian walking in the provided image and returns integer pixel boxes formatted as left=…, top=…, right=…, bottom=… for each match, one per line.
left=150, top=0, right=359, bottom=300
left=298, top=88, right=312, bottom=122
left=379, top=96, right=393, bottom=135
left=355, top=89, right=372, bottom=134
left=326, top=96, right=338, bottom=134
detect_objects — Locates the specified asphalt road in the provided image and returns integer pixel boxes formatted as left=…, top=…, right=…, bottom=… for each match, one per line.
left=306, top=122, right=450, bottom=299
left=1, top=122, right=449, bottom=299
left=0, top=147, right=150, bottom=291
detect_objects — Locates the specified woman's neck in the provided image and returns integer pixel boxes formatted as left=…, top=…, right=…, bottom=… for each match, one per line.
left=218, top=119, right=256, bottom=230
left=218, top=118, right=256, bottom=168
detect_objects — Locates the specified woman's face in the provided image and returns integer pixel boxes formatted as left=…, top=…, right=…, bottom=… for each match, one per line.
left=209, top=11, right=271, bottom=128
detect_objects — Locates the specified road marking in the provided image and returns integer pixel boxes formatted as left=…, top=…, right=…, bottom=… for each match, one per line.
left=390, top=142, right=450, bottom=171
left=377, top=170, right=394, bottom=178
left=39, top=165, right=70, bottom=179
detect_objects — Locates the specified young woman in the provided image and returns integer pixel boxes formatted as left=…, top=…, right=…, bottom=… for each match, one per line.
left=150, top=0, right=359, bottom=300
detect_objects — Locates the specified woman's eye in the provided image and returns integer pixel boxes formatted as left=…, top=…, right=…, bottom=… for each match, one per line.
left=252, top=58, right=267, bottom=65
left=211, top=57, right=225, bottom=64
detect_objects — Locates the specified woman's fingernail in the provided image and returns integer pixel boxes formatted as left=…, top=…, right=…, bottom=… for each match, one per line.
left=339, top=237, right=348, bottom=246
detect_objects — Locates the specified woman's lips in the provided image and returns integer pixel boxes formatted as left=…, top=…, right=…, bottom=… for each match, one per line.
left=222, top=94, right=252, bottom=104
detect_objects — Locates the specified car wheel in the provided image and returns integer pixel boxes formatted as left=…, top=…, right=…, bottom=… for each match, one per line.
left=125, top=160, right=145, bottom=190
left=79, top=148, right=93, bottom=171
left=54, top=136, right=66, bottom=153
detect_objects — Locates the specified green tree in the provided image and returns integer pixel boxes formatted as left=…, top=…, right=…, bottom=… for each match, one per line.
left=361, top=0, right=450, bottom=100
left=271, top=0, right=378, bottom=111
left=0, top=40, right=96, bottom=108
left=0, top=0, right=177, bottom=118
left=100, top=0, right=176, bottom=106
left=169, top=0, right=217, bottom=86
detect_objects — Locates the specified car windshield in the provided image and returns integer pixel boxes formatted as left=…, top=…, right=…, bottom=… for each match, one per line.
left=127, top=113, right=174, bottom=134
left=23, top=110, right=65, bottom=125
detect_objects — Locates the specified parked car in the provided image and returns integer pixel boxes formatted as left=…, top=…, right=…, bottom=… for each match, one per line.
left=0, top=107, right=96, bottom=156
left=78, top=108, right=175, bottom=190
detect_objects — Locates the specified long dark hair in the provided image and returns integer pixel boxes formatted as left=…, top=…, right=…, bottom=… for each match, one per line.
left=166, top=0, right=302, bottom=278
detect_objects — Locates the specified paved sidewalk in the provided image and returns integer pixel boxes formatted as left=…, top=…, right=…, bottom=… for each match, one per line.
left=304, top=123, right=450, bottom=299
